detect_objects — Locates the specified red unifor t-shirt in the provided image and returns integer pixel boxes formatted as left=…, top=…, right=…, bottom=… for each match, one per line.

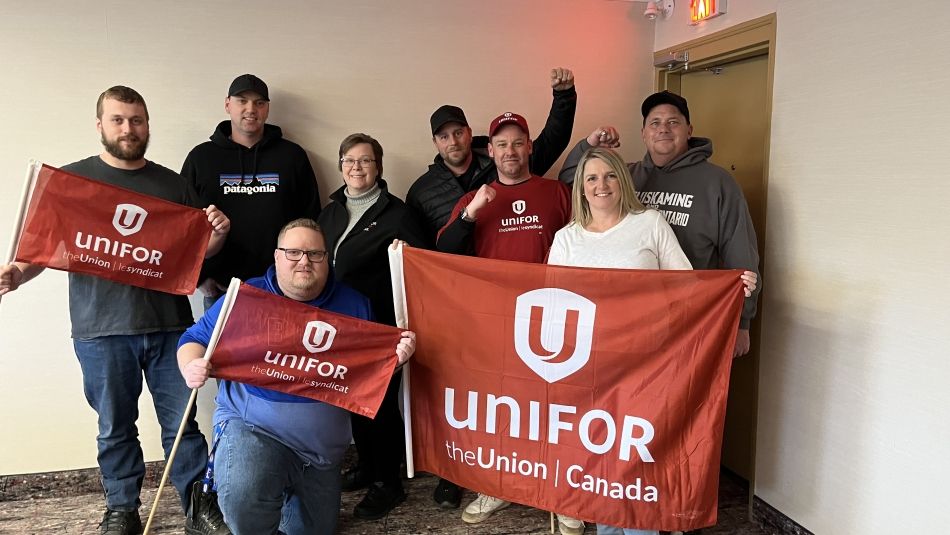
left=450, top=176, right=572, bottom=263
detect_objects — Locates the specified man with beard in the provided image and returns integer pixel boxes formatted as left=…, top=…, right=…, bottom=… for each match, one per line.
left=181, top=74, right=321, bottom=310
left=0, top=86, right=231, bottom=535
left=177, top=218, right=417, bottom=535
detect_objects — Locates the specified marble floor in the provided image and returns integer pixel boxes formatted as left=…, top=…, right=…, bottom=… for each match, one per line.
left=0, top=468, right=771, bottom=534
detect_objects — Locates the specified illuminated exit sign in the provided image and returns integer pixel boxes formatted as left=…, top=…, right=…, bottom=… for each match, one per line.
left=690, top=0, right=726, bottom=24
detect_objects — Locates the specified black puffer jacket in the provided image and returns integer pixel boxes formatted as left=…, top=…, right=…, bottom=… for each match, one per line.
left=407, top=87, right=577, bottom=239
left=318, top=179, right=430, bottom=327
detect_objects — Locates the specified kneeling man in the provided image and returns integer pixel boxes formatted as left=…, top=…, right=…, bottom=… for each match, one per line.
left=177, top=218, right=416, bottom=535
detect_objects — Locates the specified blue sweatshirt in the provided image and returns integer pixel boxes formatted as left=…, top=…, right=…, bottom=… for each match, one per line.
left=179, top=265, right=374, bottom=466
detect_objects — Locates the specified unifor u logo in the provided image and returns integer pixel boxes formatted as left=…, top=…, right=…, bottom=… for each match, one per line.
left=512, top=200, right=526, bottom=215
left=112, top=204, right=148, bottom=236
left=513, top=288, right=596, bottom=383
left=302, top=321, right=336, bottom=353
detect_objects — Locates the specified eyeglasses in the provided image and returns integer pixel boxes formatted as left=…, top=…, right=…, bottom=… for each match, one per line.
left=341, top=157, right=376, bottom=168
left=277, top=248, right=328, bottom=263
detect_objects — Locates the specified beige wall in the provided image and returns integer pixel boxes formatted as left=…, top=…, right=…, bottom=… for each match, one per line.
left=656, top=0, right=950, bottom=532
left=0, top=1, right=655, bottom=474
left=759, top=2, right=950, bottom=532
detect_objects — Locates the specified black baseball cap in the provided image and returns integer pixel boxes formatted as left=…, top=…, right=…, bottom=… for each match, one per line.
left=641, top=91, right=690, bottom=124
left=228, top=74, right=269, bottom=101
left=430, top=105, right=468, bottom=135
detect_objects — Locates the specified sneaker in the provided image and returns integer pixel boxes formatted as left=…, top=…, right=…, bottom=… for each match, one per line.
left=432, top=478, right=462, bottom=509
left=185, top=482, right=231, bottom=535
left=98, top=509, right=142, bottom=535
left=353, top=482, right=407, bottom=520
left=556, top=513, right=585, bottom=535
left=461, top=494, right=510, bottom=524
left=341, top=465, right=372, bottom=492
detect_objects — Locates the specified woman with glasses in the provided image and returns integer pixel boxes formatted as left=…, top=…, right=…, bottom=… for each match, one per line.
left=317, top=132, right=430, bottom=521
left=547, top=146, right=756, bottom=535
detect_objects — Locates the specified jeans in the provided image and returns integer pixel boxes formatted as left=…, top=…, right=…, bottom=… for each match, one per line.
left=73, top=331, right=208, bottom=512
left=215, top=419, right=342, bottom=535
left=596, top=525, right=659, bottom=535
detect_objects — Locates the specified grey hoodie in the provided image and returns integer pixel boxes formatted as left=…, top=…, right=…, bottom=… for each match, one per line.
left=559, top=137, right=761, bottom=328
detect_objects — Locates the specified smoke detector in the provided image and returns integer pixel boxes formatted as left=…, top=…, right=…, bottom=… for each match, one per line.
left=644, top=0, right=674, bottom=20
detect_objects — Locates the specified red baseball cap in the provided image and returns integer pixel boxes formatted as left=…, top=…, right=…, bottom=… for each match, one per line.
left=488, top=112, right=530, bottom=138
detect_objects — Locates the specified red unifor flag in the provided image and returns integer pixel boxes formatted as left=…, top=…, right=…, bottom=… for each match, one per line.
left=209, top=283, right=402, bottom=418
left=399, top=248, right=745, bottom=532
left=14, top=164, right=210, bottom=295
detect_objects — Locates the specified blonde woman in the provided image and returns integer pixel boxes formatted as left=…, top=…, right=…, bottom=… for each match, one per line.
left=548, top=147, right=755, bottom=535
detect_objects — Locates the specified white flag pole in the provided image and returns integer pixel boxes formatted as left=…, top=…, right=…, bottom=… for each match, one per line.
left=388, top=241, right=414, bottom=478
left=0, top=160, right=40, bottom=306
left=143, top=277, right=242, bottom=534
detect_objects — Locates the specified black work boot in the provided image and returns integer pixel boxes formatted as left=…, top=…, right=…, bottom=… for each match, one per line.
left=98, top=509, right=142, bottom=535
left=185, top=482, right=231, bottom=535
left=353, top=481, right=407, bottom=520
left=341, top=464, right=372, bottom=492
left=432, top=478, right=462, bottom=509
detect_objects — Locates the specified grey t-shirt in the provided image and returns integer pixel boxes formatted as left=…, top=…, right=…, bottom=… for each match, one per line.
left=62, top=156, right=201, bottom=338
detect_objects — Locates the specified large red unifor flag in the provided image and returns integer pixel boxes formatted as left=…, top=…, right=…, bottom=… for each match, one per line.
left=14, top=164, right=210, bottom=295
left=209, top=283, right=403, bottom=418
left=398, top=248, right=745, bottom=532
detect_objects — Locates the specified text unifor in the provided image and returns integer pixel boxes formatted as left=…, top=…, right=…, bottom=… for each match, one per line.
left=444, top=388, right=655, bottom=462
left=74, top=232, right=163, bottom=265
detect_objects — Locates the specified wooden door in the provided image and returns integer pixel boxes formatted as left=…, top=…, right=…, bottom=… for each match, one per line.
left=679, top=53, right=769, bottom=480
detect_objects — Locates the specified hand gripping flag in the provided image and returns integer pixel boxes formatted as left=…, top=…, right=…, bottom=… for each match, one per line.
left=392, top=247, right=745, bottom=532
left=14, top=164, right=210, bottom=295
left=209, top=283, right=403, bottom=418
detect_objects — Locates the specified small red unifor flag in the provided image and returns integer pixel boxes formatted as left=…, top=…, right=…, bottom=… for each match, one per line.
left=14, top=164, right=210, bottom=295
left=210, top=283, right=403, bottom=418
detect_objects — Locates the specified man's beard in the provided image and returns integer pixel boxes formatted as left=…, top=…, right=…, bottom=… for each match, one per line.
left=443, top=147, right=470, bottom=167
left=101, top=132, right=149, bottom=161
left=497, top=159, right=526, bottom=180
left=280, top=270, right=325, bottom=298
left=289, top=275, right=320, bottom=293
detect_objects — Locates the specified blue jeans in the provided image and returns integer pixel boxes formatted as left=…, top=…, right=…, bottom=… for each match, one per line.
left=596, top=525, right=659, bottom=535
left=73, top=331, right=208, bottom=512
left=215, top=419, right=342, bottom=535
